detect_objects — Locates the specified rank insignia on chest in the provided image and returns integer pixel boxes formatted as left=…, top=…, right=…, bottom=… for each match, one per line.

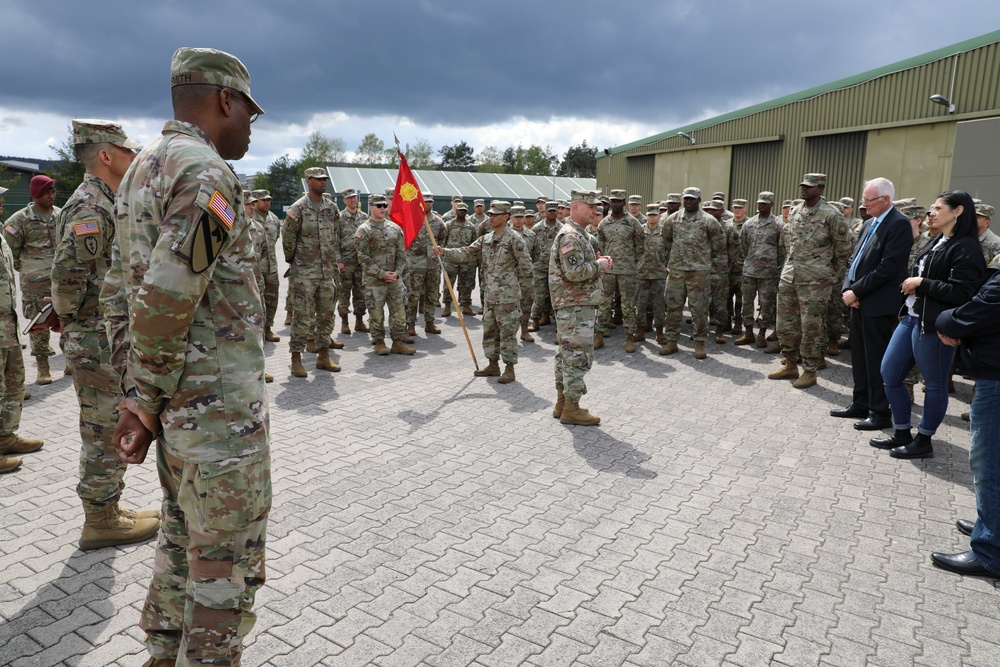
left=561, top=243, right=574, bottom=255
left=73, top=220, right=99, bottom=236
left=208, top=191, right=235, bottom=230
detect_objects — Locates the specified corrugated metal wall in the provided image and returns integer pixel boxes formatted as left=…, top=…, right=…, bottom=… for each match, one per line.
left=600, top=41, right=1000, bottom=205
left=729, top=140, right=784, bottom=203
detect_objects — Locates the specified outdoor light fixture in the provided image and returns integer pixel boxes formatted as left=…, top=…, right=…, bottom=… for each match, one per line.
left=929, top=94, right=955, bottom=114
left=677, top=132, right=696, bottom=145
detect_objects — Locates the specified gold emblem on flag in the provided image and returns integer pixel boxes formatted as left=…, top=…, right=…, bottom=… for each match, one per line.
left=400, top=183, right=419, bottom=202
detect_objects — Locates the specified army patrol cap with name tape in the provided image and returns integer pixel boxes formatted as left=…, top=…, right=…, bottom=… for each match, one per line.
left=702, top=199, right=723, bottom=211
left=545, top=201, right=559, bottom=211
left=757, top=192, right=776, bottom=204
left=732, top=199, right=749, bottom=208
left=423, top=192, right=435, bottom=202
left=977, top=203, right=995, bottom=220
left=666, top=193, right=682, bottom=204
left=72, top=119, right=141, bottom=150
left=456, top=202, right=469, bottom=211
left=451, top=195, right=463, bottom=202
left=646, top=204, right=660, bottom=214
left=782, top=200, right=793, bottom=207
left=474, top=199, right=485, bottom=207
left=628, top=195, right=643, bottom=205
left=251, top=189, right=272, bottom=200
left=488, top=200, right=511, bottom=215
left=304, top=167, right=328, bottom=179
left=558, top=200, right=570, bottom=208
left=342, top=187, right=359, bottom=198
left=243, top=189, right=255, bottom=203
left=571, top=189, right=602, bottom=205
left=170, top=47, right=264, bottom=116
left=682, top=187, right=702, bottom=200
left=800, top=173, right=827, bottom=187
left=839, top=197, right=855, bottom=207
left=712, top=191, right=725, bottom=201
left=609, top=189, right=627, bottom=201
left=369, top=193, right=387, bottom=205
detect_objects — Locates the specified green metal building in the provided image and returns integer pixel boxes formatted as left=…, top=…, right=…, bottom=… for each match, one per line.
left=597, top=29, right=1000, bottom=211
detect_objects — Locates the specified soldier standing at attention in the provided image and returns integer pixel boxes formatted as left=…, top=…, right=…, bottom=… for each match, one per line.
left=768, top=173, right=851, bottom=389
left=355, top=194, right=414, bottom=356
left=596, top=189, right=645, bottom=353
left=469, top=198, right=489, bottom=314
left=534, top=196, right=548, bottom=225
left=3, top=175, right=61, bottom=385
left=550, top=190, right=612, bottom=425
left=435, top=201, right=532, bottom=383
left=736, top=192, right=785, bottom=348
left=635, top=204, right=668, bottom=344
left=244, top=193, right=275, bottom=384
left=250, top=189, right=282, bottom=342
left=283, top=167, right=343, bottom=377
left=51, top=119, right=161, bottom=550
left=405, top=193, right=446, bottom=338
left=442, top=202, right=477, bottom=317
left=441, top=194, right=463, bottom=223
left=336, top=187, right=369, bottom=335
left=726, top=199, right=749, bottom=336
left=528, top=201, right=561, bottom=331
left=702, top=199, right=731, bottom=344
left=510, top=206, right=537, bottom=342
left=109, top=47, right=271, bottom=667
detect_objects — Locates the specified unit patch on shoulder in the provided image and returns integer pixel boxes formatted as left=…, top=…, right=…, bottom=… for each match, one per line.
left=207, top=191, right=235, bottom=230
left=73, top=220, right=99, bottom=236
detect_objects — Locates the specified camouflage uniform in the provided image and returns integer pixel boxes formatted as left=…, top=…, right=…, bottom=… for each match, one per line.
left=636, top=220, right=667, bottom=329
left=531, top=214, right=562, bottom=320
left=549, top=211, right=604, bottom=402
left=251, top=206, right=281, bottom=329
left=0, top=235, right=24, bottom=437
left=777, top=198, right=851, bottom=372
left=406, top=211, right=446, bottom=327
left=740, top=211, right=785, bottom=330
left=337, top=204, right=369, bottom=321
left=282, top=193, right=341, bottom=353
left=355, top=213, right=408, bottom=343
left=442, top=223, right=532, bottom=365
left=3, top=202, right=61, bottom=357
left=513, top=224, right=537, bottom=319
left=442, top=214, right=478, bottom=309
left=662, top=207, right=726, bottom=342
left=108, top=74, right=271, bottom=667
left=596, top=212, right=645, bottom=335
left=978, top=227, right=1000, bottom=264
left=726, top=217, right=746, bottom=327
left=470, top=209, right=488, bottom=308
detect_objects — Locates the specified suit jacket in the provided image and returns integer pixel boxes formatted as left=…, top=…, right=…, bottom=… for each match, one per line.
left=842, top=206, right=912, bottom=318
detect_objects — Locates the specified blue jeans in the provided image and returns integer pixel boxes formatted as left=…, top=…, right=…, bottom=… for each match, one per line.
left=881, top=315, right=955, bottom=435
left=970, top=379, right=1000, bottom=575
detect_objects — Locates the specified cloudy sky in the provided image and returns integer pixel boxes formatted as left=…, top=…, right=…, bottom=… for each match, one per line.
left=1, top=1, right=997, bottom=175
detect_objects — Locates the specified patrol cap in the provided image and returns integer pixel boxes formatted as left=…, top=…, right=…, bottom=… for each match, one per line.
left=72, top=119, right=141, bottom=150
left=712, top=191, right=725, bottom=201
left=369, top=193, right=387, bottom=205
left=800, top=173, right=827, bottom=187
left=304, top=167, right=328, bottom=179
left=524, top=209, right=535, bottom=216
left=757, top=192, right=775, bottom=204
left=243, top=190, right=255, bottom=203
left=557, top=200, right=570, bottom=208
left=628, top=195, right=643, bottom=204
left=609, top=189, right=627, bottom=201
left=571, top=189, right=602, bottom=205
left=703, top=199, right=723, bottom=211
left=488, top=200, right=511, bottom=215
left=682, top=187, right=702, bottom=200
left=666, top=193, right=682, bottom=203
left=646, top=204, right=660, bottom=214
left=169, top=47, right=264, bottom=116
left=658, top=203, right=669, bottom=211
left=384, top=188, right=395, bottom=196
left=977, top=203, right=995, bottom=220
left=456, top=202, right=469, bottom=211
left=423, top=192, right=434, bottom=202
left=894, top=197, right=917, bottom=208
left=973, top=198, right=983, bottom=205
left=513, top=200, right=524, bottom=207
left=511, top=204, right=526, bottom=214
left=451, top=195, right=463, bottom=202
left=732, top=199, right=748, bottom=208
left=839, top=197, right=855, bottom=207
left=535, top=196, right=547, bottom=203
left=545, top=201, right=559, bottom=211
left=342, top=187, right=359, bottom=198
left=911, top=205, right=927, bottom=218
left=474, top=199, right=485, bottom=207
left=29, top=175, right=55, bottom=198
left=251, top=189, right=272, bottom=200
left=781, top=200, right=793, bottom=207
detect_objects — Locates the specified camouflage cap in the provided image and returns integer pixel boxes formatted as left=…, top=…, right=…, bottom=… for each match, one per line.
left=511, top=204, right=526, bottom=214
left=71, top=119, right=141, bottom=150
left=513, top=200, right=524, bottom=207
left=571, top=189, right=603, bottom=205
left=488, top=200, right=511, bottom=215
left=369, top=193, right=387, bottom=205
left=423, top=192, right=434, bottom=202
left=666, top=193, right=682, bottom=203
left=894, top=197, right=917, bottom=208
left=251, top=189, right=272, bottom=200
left=682, top=187, right=702, bottom=200
left=782, top=200, right=793, bottom=207
left=702, top=199, right=723, bottom=211
left=757, top=192, right=775, bottom=204
left=800, top=173, right=827, bottom=187
left=535, top=195, right=547, bottom=203
left=342, top=187, right=359, bottom=198
left=243, top=190, right=255, bottom=203
left=474, top=198, right=485, bottom=207
left=456, top=202, right=469, bottom=211
left=839, top=197, right=855, bottom=207
left=628, top=195, right=643, bottom=204
left=558, top=200, right=570, bottom=208
left=732, top=199, right=749, bottom=208
left=524, top=209, right=535, bottom=216
left=609, top=189, right=627, bottom=201
left=658, top=203, right=669, bottom=211
left=169, top=47, right=264, bottom=116
left=304, top=167, right=329, bottom=179
left=712, top=191, right=725, bottom=201
left=451, top=195, right=463, bottom=202
left=545, top=201, right=559, bottom=211
left=384, top=188, right=395, bottom=196
left=977, top=203, right=995, bottom=220
left=646, top=204, right=660, bottom=214
left=911, top=205, right=927, bottom=218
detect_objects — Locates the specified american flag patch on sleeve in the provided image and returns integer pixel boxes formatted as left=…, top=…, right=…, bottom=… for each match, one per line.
left=561, top=243, right=574, bottom=254
left=208, top=191, right=235, bottom=229
left=73, top=220, right=99, bottom=236
left=3, top=225, right=15, bottom=235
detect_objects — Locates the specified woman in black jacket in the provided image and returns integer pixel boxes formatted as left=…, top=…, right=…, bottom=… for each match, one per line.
left=874, top=191, right=986, bottom=459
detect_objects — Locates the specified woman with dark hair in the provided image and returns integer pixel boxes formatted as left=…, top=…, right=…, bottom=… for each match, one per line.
left=873, top=191, right=986, bottom=458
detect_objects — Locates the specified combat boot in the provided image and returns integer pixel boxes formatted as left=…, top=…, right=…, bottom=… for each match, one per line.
left=461, top=305, right=475, bottom=316
left=694, top=341, right=707, bottom=359
left=35, top=356, right=52, bottom=385
left=633, top=326, right=646, bottom=342
left=290, top=353, right=308, bottom=378
left=390, top=339, right=415, bottom=355
left=355, top=315, right=369, bottom=332
left=520, top=318, right=534, bottom=342
left=732, top=322, right=743, bottom=336
left=23, top=390, right=30, bottom=400
left=401, top=330, right=415, bottom=343
left=538, top=312, right=551, bottom=327
left=763, top=341, right=782, bottom=354
left=341, top=317, right=351, bottom=335
left=0, top=455, right=22, bottom=473
left=79, top=504, right=160, bottom=551
left=0, top=433, right=43, bottom=455
left=306, top=338, right=318, bottom=353
left=141, top=657, right=175, bottom=667
left=734, top=332, right=752, bottom=345
left=826, top=339, right=840, bottom=357
left=284, top=311, right=292, bottom=325
left=625, top=334, right=636, bottom=353
left=816, top=356, right=828, bottom=370
left=328, top=337, right=345, bottom=350
left=119, top=506, right=161, bottom=521
left=316, top=348, right=341, bottom=372
left=594, top=332, right=604, bottom=349
left=607, top=320, right=617, bottom=330
left=527, top=318, right=539, bottom=332
left=374, top=340, right=389, bottom=356
left=560, top=400, right=601, bottom=426
left=552, top=389, right=565, bottom=419
left=659, top=340, right=678, bottom=356
left=756, top=327, right=767, bottom=348
left=714, top=325, right=726, bottom=344
left=655, top=327, right=667, bottom=344
left=793, top=371, right=817, bottom=389
left=407, top=323, right=417, bottom=337
left=264, top=327, right=280, bottom=342
left=264, top=373, right=274, bottom=383
left=498, top=364, right=516, bottom=384
left=767, top=331, right=778, bottom=341
left=425, top=321, right=441, bottom=334
left=767, top=358, right=800, bottom=380
left=441, top=304, right=452, bottom=317
left=474, top=360, right=501, bottom=377
left=64, top=364, right=72, bottom=377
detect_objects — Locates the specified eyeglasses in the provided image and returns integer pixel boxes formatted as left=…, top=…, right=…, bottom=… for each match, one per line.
left=222, top=87, right=259, bottom=123
left=862, top=195, right=885, bottom=205
left=372, top=204, right=388, bottom=209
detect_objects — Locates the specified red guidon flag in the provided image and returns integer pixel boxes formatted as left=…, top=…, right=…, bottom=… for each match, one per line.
left=390, top=149, right=426, bottom=249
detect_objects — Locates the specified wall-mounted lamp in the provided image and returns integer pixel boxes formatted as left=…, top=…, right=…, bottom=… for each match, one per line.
left=603, top=148, right=611, bottom=156
left=676, top=132, right=696, bottom=145
left=929, top=94, right=955, bottom=114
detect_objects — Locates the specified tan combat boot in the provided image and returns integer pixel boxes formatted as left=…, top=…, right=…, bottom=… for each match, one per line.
left=355, top=315, right=369, bottom=333
left=119, top=506, right=161, bottom=520
left=793, top=371, right=817, bottom=389
left=441, top=304, right=452, bottom=317
left=374, top=340, right=390, bottom=355
left=474, top=360, right=501, bottom=377
left=264, top=373, right=274, bottom=383
left=767, top=357, right=800, bottom=380
left=306, top=338, right=318, bottom=353
left=0, top=455, right=22, bottom=474
left=264, top=327, right=280, bottom=342
left=0, top=433, right=43, bottom=455
left=341, top=317, right=351, bottom=335
left=520, top=317, right=534, bottom=342
left=659, top=340, right=678, bottom=356
left=625, top=334, right=636, bottom=353
left=284, top=311, right=292, bottom=325
left=732, top=321, right=743, bottom=336
left=655, top=327, right=667, bottom=344
left=461, top=305, right=475, bottom=316
left=763, top=341, right=782, bottom=354
left=826, top=339, right=840, bottom=357
left=756, top=327, right=767, bottom=348
left=425, top=320, right=441, bottom=334
left=560, top=400, right=601, bottom=426
left=538, top=312, right=551, bottom=326
left=328, top=337, right=345, bottom=350
left=816, top=356, right=828, bottom=370
left=527, top=318, right=539, bottom=332
left=714, top=325, right=726, bottom=344
left=390, top=339, right=415, bottom=355
left=79, top=504, right=160, bottom=551
left=594, top=332, right=605, bottom=349
left=498, top=364, right=516, bottom=384
left=35, top=356, right=52, bottom=385
left=552, top=389, right=565, bottom=419
left=316, top=348, right=341, bottom=372
left=734, top=330, right=752, bottom=345
left=141, top=657, right=175, bottom=667
left=407, top=323, right=417, bottom=337
left=694, top=341, right=707, bottom=359
left=290, top=353, right=308, bottom=378
left=634, top=325, right=646, bottom=342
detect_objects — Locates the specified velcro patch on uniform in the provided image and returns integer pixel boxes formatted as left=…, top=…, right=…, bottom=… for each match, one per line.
left=354, top=230, right=363, bottom=239
left=3, top=225, right=15, bottom=235
left=208, top=191, right=235, bottom=230
left=73, top=220, right=99, bottom=236
left=561, top=243, right=574, bottom=255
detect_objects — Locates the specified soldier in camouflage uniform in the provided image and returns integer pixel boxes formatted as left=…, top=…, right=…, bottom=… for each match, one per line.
left=50, top=119, right=162, bottom=550
left=250, top=189, right=282, bottom=342
left=841, top=197, right=863, bottom=243
left=533, top=196, right=548, bottom=226
left=659, top=187, right=726, bottom=359
left=3, top=174, right=61, bottom=385
left=442, top=202, right=477, bottom=316
left=510, top=206, right=537, bottom=342
left=768, top=173, right=851, bottom=389
left=549, top=190, right=612, bottom=426
left=355, top=194, right=414, bottom=355
left=441, top=194, right=463, bottom=223
left=635, top=204, right=667, bottom=344
left=283, top=167, right=343, bottom=377
left=469, top=199, right=489, bottom=313
left=436, top=201, right=532, bottom=383
left=976, top=204, right=1000, bottom=263
left=106, top=48, right=271, bottom=667
left=702, top=199, right=732, bottom=344
left=405, top=193, right=446, bottom=337
left=736, top=192, right=785, bottom=347
left=0, top=185, right=44, bottom=475
left=335, top=187, right=369, bottom=334
left=726, top=199, right=749, bottom=335
left=596, top=189, right=645, bottom=352
left=528, top=201, right=561, bottom=330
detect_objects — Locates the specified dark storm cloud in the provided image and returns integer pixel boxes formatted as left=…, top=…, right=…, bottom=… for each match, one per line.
left=2, top=1, right=997, bottom=133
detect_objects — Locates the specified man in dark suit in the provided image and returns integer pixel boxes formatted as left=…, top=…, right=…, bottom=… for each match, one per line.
left=831, top=178, right=912, bottom=431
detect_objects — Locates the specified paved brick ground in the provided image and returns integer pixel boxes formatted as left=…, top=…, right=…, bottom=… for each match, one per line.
left=2, top=294, right=999, bottom=666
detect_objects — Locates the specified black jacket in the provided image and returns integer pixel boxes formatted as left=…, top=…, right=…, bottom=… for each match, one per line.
left=842, top=207, right=912, bottom=317
left=937, top=268, right=1000, bottom=380
left=908, top=233, right=985, bottom=334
